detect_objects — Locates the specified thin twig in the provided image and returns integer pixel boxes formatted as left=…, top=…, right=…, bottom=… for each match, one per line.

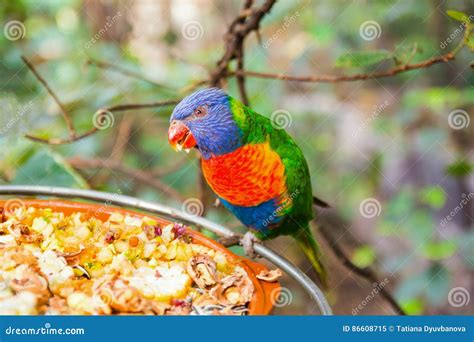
left=21, top=56, right=76, bottom=137
left=151, top=157, right=188, bottom=177
left=318, top=223, right=406, bottom=315
left=110, top=116, right=134, bottom=161
left=168, top=49, right=211, bottom=73
left=178, top=79, right=209, bottom=94
left=93, top=116, right=135, bottom=185
left=228, top=52, right=455, bottom=83
left=68, top=157, right=185, bottom=202
left=24, top=99, right=179, bottom=145
left=24, top=127, right=99, bottom=145
left=86, top=57, right=175, bottom=91
left=102, top=100, right=180, bottom=113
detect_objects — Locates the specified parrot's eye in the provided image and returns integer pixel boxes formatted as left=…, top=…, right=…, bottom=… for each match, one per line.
left=194, top=105, right=208, bottom=118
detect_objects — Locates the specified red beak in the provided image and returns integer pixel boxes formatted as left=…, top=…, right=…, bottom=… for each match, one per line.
left=168, top=120, right=197, bottom=151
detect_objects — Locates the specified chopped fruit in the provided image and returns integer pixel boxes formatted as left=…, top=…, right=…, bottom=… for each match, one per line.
left=129, top=236, right=139, bottom=247
left=0, top=205, right=255, bottom=315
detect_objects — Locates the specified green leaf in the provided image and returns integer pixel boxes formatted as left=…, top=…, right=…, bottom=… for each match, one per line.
left=335, top=50, right=392, bottom=68
left=12, top=147, right=88, bottom=188
left=422, top=241, right=457, bottom=260
left=419, top=186, right=446, bottom=209
left=446, top=10, right=470, bottom=23
left=446, top=160, right=472, bottom=177
left=401, top=298, right=424, bottom=315
left=393, top=43, right=419, bottom=65
left=351, top=245, right=376, bottom=268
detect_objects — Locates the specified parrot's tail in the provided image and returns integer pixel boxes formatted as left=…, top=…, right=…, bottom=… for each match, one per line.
left=294, top=226, right=328, bottom=289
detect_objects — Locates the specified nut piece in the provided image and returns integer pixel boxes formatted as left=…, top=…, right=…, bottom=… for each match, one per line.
left=256, top=268, right=283, bottom=282
left=110, top=286, right=146, bottom=313
left=9, top=268, right=50, bottom=305
left=210, top=267, right=254, bottom=306
left=187, top=254, right=217, bottom=289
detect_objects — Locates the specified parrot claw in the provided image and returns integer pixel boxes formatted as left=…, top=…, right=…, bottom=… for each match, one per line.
left=241, top=231, right=260, bottom=259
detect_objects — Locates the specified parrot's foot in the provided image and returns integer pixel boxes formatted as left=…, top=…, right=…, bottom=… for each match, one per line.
left=213, top=198, right=222, bottom=208
left=241, top=231, right=261, bottom=259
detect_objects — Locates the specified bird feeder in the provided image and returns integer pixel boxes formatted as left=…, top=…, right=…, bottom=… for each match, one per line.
left=0, top=185, right=332, bottom=315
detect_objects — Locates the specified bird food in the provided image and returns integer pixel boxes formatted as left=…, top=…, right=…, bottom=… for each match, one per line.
left=0, top=205, right=255, bottom=315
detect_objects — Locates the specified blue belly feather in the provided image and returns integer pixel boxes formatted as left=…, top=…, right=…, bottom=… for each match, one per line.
left=218, top=197, right=284, bottom=232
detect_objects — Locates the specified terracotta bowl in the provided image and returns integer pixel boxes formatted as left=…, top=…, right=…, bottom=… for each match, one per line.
left=0, top=199, right=280, bottom=315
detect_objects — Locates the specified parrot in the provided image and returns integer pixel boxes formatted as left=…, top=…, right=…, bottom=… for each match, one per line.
left=168, top=87, right=328, bottom=287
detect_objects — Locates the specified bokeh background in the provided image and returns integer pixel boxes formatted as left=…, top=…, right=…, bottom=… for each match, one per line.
left=0, top=0, right=472, bottom=315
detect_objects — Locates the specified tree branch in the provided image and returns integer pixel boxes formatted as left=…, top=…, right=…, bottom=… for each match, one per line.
left=209, top=0, right=277, bottom=87
left=228, top=52, right=455, bottom=83
left=24, top=99, right=179, bottom=145
left=21, top=56, right=76, bottom=137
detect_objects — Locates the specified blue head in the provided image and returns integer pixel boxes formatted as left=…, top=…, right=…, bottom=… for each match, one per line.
left=168, top=88, right=242, bottom=159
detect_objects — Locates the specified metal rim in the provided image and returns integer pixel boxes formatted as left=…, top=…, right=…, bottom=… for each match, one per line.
left=0, top=185, right=332, bottom=315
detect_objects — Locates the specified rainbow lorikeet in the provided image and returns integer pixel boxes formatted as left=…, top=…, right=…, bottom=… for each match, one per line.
left=168, top=88, right=328, bottom=286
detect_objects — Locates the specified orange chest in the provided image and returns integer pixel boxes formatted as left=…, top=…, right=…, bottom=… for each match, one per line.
left=201, top=142, right=287, bottom=207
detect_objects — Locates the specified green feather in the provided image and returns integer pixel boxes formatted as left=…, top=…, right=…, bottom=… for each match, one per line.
left=229, top=97, right=327, bottom=287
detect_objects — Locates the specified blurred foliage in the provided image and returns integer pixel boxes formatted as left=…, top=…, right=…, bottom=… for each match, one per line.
left=0, top=0, right=472, bottom=315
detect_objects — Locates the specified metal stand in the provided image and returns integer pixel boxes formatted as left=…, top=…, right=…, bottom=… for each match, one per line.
left=0, top=185, right=332, bottom=315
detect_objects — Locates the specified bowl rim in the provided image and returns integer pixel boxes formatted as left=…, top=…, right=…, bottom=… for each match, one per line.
left=0, top=199, right=280, bottom=315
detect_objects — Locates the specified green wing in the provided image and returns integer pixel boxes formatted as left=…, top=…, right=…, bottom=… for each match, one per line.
left=230, top=97, right=314, bottom=226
